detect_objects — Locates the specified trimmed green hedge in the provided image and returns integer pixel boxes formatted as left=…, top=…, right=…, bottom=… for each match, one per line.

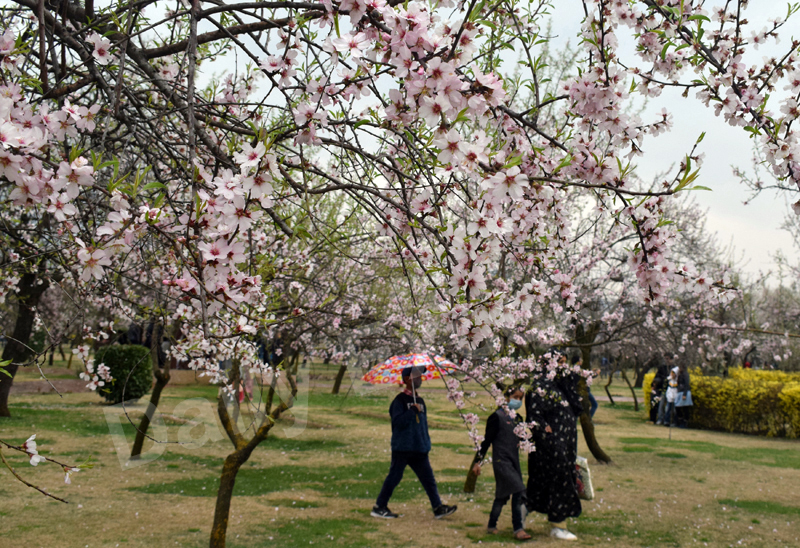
left=644, top=369, right=800, bottom=438
left=96, top=345, right=153, bottom=404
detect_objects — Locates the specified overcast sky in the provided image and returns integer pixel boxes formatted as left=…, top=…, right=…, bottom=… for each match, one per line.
left=548, top=2, right=800, bottom=279
left=188, top=1, right=799, bottom=279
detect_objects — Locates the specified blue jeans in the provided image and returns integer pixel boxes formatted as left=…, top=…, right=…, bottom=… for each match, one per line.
left=588, top=390, right=598, bottom=418
left=488, top=489, right=525, bottom=532
left=663, top=401, right=676, bottom=425
left=375, top=451, right=442, bottom=510
left=656, top=394, right=667, bottom=423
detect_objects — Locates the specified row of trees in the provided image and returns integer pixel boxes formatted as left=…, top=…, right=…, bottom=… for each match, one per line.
left=3, top=0, right=800, bottom=546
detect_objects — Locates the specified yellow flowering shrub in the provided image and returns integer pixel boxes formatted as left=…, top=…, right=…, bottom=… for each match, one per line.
left=778, top=384, right=800, bottom=437
left=643, top=372, right=656, bottom=409
left=642, top=369, right=800, bottom=438
left=729, top=368, right=800, bottom=383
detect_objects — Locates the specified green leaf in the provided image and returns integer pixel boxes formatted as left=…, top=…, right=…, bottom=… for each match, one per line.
left=684, top=185, right=712, bottom=191
left=153, top=192, right=166, bottom=208
left=133, top=165, right=153, bottom=194
left=453, top=107, right=471, bottom=124
left=294, top=226, right=312, bottom=241
left=68, top=147, right=85, bottom=163
left=504, top=154, right=523, bottom=169
left=552, top=154, right=574, bottom=175
left=143, top=181, right=167, bottom=191
left=660, top=41, right=671, bottom=61
left=474, top=18, right=497, bottom=31
left=469, top=0, right=486, bottom=22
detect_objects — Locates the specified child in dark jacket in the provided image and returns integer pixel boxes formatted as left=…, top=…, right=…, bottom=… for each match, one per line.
left=371, top=366, right=457, bottom=520
left=472, top=386, right=531, bottom=541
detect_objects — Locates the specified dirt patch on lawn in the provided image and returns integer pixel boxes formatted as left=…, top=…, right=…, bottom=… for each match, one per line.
left=10, top=379, right=90, bottom=394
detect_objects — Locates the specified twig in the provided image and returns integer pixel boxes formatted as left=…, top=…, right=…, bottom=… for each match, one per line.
left=0, top=446, right=69, bottom=504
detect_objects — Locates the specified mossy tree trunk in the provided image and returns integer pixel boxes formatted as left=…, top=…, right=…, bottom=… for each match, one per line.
left=575, top=321, right=612, bottom=464
left=633, top=355, right=655, bottom=388
left=331, top=363, right=347, bottom=394
left=0, top=270, right=50, bottom=418
left=604, top=371, right=616, bottom=405
left=131, top=322, right=170, bottom=459
left=620, top=368, right=638, bottom=412
left=209, top=361, right=298, bottom=548
left=210, top=448, right=255, bottom=546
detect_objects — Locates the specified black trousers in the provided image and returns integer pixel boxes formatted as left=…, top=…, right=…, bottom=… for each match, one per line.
left=488, top=489, right=525, bottom=532
left=375, top=451, right=442, bottom=510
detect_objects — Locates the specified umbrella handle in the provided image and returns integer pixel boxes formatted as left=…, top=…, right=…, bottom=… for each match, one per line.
left=413, top=384, right=419, bottom=423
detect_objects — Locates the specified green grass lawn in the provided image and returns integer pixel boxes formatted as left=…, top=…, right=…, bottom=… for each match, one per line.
left=1, top=366, right=798, bottom=548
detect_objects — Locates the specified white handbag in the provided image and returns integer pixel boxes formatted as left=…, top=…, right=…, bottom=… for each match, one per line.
left=575, top=456, right=594, bottom=501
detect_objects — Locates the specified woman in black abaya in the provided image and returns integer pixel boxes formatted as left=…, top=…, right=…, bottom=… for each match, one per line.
left=525, top=354, right=584, bottom=541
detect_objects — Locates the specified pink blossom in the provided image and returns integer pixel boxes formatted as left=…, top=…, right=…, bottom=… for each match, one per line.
left=86, top=32, right=114, bottom=65
left=78, top=248, right=111, bottom=281
left=418, top=94, right=451, bottom=127
left=433, top=129, right=467, bottom=164
left=331, top=32, right=371, bottom=58
left=22, top=435, right=45, bottom=466
left=234, top=142, right=266, bottom=168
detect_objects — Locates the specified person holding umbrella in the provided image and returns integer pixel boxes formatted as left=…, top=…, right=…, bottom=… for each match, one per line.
left=371, top=365, right=458, bottom=520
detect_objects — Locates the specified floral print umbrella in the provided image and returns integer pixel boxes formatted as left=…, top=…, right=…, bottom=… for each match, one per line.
left=362, top=354, right=458, bottom=385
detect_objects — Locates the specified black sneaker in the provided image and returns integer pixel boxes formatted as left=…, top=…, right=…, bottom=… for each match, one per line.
left=370, top=506, right=399, bottom=519
left=433, top=504, right=457, bottom=519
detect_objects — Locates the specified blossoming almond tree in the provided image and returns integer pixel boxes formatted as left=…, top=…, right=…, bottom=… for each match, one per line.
left=3, top=0, right=800, bottom=545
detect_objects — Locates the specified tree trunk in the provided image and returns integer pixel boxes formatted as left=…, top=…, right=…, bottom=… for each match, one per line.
left=131, top=322, right=170, bottom=459
left=578, top=407, right=612, bottom=463
left=634, top=358, right=653, bottom=389
left=130, top=369, right=170, bottom=458
left=632, top=356, right=642, bottom=388
left=575, top=321, right=612, bottom=464
left=331, top=364, right=347, bottom=395
left=0, top=272, right=50, bottom=417
left=620, top=368, right=638, bottom=412
left=209, top=448, right=253, bottom=548
left=209, top=354, right=298, bottom=547
left=463, top=452, right=480, bottom=493
left=604, top=370, right=616, bottom=406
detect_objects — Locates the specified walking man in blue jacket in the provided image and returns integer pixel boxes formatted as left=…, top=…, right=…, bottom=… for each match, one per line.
left=371, top=365, right=458, bottom=520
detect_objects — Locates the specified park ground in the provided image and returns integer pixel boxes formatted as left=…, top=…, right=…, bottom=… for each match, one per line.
left=1, top=363, right=799, bottom=548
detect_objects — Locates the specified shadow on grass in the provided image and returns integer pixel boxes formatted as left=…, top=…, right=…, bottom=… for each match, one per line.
left=719, top=498, right=800, bottom=516
left=238, top=517, right=378, bottom=548
left=621, top=445, right=654, bottom=453
left=262, top=435, right=347, bottom=453
left=308, top=392, right=391, bottom=409
left=619, top=437, right=800, bottom=469
left=2, top=406, right=137, bottom=440
left=574, top=515, right=681, bottom=547
left=129, top=459, right=470, bottom=501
